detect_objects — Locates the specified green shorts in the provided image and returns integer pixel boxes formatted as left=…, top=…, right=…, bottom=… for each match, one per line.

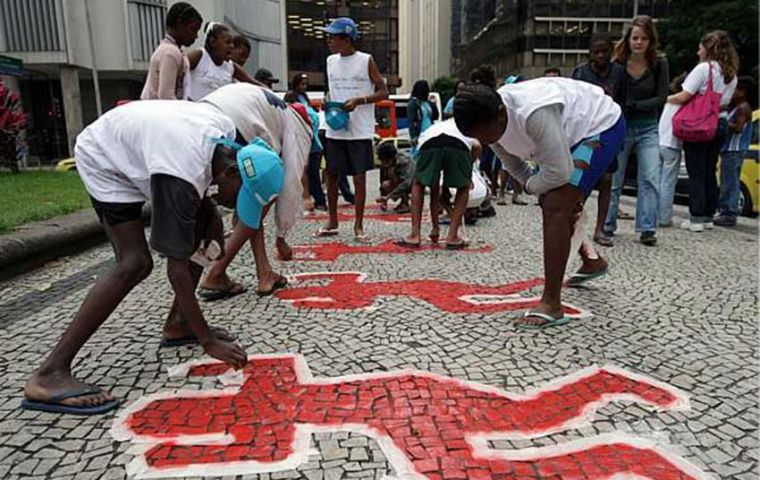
left=415, top=146, right=472, bottom=188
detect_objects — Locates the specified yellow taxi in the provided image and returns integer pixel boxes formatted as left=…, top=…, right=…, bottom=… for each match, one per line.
left=738, top=109, right=759, bottom=215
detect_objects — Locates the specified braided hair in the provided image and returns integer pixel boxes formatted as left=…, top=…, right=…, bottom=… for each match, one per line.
left=166, top=2, right=202, bottom=29
left=203, top=22, right=231, bottom=52
left=452, top=83, right=502, bottom=136
left=469, top=64, right=498, bottom=89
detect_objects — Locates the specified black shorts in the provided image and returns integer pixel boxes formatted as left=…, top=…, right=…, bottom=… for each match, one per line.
left=90, top=197, right=144, bottom=226
left=149, top=174, right=202, bottom=260
left=325, top=139, right=374, bottom=176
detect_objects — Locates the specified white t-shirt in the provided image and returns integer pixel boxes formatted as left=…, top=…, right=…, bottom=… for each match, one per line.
left=496, top=77, right=621, bottom=160
left=658, top=102, right=682, bottom=149
left=326, top=51, right=375, bottom=140
left=188, top=49, right=235, bottom=101
left=417, top=118, right=476, bottom=150
left=75, top=101, right=236, bottom=203
left=682, top=61, right=738, bottom=116
left=202, top=83, right=313, bottom=237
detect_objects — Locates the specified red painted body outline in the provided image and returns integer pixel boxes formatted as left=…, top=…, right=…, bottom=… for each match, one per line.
left=112, top=354, right=707, bottom=479
left=289, top=239, right=493, bottom=261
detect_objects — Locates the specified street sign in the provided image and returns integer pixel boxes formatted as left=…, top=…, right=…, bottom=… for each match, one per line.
left=0, top=55, right=23, bottom=77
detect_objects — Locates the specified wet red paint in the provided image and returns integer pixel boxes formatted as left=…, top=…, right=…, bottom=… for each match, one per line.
left=124, top=356, right=696, bottom=479
left=275, top=273, right=581, bottom=315
left=289, top=239, right=493, bottom=262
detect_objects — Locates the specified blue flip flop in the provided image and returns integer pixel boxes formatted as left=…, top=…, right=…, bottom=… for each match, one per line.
left=567, top=268, right=608, bottom=287
left=517, top=311, right=571, bottom=330
left=21, top=386, right=119, bottom=415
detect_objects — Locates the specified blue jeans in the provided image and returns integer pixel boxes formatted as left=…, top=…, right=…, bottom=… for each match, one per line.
left=604, top=123, right=661, bottom=233
left=308, top=151, right=326, bottom=207
left=658, top=146, right=681, bottom=226
left=718, top=150, right=745, bottom=219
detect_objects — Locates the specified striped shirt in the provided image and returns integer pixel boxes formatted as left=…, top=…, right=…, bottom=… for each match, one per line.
left=722, top=105, right=752, bottom=152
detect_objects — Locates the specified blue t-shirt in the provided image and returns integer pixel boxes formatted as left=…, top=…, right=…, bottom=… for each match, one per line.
left=298, top=94, right=322, bottom=153
left=420, top=102, right=433, bottom=134
left=444, top=97, right=455, bottom=115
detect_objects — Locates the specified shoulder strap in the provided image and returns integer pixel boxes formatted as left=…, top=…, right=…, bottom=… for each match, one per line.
left=706, top=61, right=714, bottom=93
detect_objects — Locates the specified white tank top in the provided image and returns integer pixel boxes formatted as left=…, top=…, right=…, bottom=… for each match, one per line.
left=188, top=49, right=235, bottom=101
left=496, top=77, right=621, bottom=159
left=326, top=51, right=375, bottom=140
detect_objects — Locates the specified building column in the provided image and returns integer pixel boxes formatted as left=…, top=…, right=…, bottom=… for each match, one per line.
left=60, top=66, right=83, bottom=157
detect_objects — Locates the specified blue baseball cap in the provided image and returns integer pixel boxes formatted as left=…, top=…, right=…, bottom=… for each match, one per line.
left=236, top=137, right=284, bottom=229
left=319, top=17, right=358, bottom=41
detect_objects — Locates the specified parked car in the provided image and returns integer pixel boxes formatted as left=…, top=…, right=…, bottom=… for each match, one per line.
left=55, top=157, right=76, bottom=172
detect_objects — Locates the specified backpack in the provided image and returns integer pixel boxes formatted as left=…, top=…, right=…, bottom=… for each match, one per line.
left=672, top=62, right=721, bottom=142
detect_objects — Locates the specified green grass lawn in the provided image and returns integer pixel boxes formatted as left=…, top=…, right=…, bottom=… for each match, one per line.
left=0, top=170, right=91, bottom=233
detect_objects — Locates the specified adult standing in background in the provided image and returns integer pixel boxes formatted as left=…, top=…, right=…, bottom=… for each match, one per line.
left=408, top=80, right=438, bottom=154
left=315, top=17, right=389, bottom=242
left=603, top=16, right=669, bottom=246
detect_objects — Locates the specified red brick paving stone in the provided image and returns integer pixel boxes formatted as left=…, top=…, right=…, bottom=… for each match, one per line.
left=118, top=356, right=701, bottom=479
left=275, top=272, right=584, bottom=315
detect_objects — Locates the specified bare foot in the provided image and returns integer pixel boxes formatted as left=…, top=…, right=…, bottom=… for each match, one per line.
left=514, top=302, right=564, bottom=327
left=428, top=228, right=440, bottom=243
left=25, top=369, right=114, bottom=408
left=199, top=271, right=235, bottom=291
left=257, top=270, right=283, bottom=294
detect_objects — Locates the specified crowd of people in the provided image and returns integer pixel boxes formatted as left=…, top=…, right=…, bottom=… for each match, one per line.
left=19, top=3, right=755, bottom=414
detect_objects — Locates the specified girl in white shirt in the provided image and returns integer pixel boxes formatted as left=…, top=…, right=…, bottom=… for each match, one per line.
left=187, top=23, right=260, bottom=101
left=666, top=30, right=739, bottom=232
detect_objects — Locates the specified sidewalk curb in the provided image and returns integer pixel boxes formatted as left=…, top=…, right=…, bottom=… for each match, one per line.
left=0, top=207, right=150, bottom=280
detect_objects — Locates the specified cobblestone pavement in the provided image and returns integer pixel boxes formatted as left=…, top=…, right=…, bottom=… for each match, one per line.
left=0, top=172, right=757, bottom=479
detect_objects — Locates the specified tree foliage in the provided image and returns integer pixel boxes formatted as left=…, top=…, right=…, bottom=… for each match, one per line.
left=659, top=0, right=758, bottom=79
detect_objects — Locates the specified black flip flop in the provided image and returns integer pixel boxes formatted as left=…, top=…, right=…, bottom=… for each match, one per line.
left=21, top=386, right=119, bottom=415
left=395, top=238, right=421, bottom=249
left=445, top=241, right=468, bottom=251
left=198, top=282, right=247, bottom=302
left=257, top=276, right=289, bottom=297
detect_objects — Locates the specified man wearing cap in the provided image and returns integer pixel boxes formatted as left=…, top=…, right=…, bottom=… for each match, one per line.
left=316, top=17, right=388, bottom=242
left=254, top=68, right=279, bottom=90
left=22, top=100, right=283, bottom=415
left=199, top=83, right=313, bottom=297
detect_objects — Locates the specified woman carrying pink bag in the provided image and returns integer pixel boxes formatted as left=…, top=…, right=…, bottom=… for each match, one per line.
left=666, top=31, right=739, bottom=232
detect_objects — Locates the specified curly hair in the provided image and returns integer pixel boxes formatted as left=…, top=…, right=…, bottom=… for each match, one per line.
left=613, top=15, right=660, bottom=67
left=204, top=22, right=231, bottom=52
left=700, top=30, right=739, bottom=83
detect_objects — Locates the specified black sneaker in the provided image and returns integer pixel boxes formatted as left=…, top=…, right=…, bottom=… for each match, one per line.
left=713, top=215, right=737, bottom=227
left=640, top=231, right=657, bottom=246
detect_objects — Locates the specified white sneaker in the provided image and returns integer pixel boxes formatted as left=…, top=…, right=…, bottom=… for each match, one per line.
left=704, top=221, right=714, bottom=230
left=680, top=220, right=704, bottom=232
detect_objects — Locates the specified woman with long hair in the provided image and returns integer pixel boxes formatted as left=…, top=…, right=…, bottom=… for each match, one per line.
left=666, top=30, right=739, bottom=232
left=408, top=80, right=438, bottom=151
left=604, top=16, right=669, bottom=246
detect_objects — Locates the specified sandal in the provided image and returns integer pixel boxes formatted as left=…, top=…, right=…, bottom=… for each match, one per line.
left=314, top=227, right=340, bottom=237
left=198, top=281, right=247, bottom=302
left=395, top=238, right=421, bottom=248
left=517, top=311, right=571, bottom=330
left=257, top=275, right=288, bottom=297
left=593, top=235, right=614, bottom=247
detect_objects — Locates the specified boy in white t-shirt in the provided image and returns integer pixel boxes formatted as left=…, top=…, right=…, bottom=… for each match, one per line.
left=316, top=18, right=389, bottom=242
left=23, top=101, right=284, bottom=414
left=454, top=78, right=625, bottom=329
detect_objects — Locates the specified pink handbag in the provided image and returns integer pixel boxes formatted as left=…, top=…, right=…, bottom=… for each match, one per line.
left=672, top=62, right=721, bottom=142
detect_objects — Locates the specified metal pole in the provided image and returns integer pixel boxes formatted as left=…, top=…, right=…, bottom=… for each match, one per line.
left=84, top=0, right=102, bottom=116
left=633, top=0, right=639, bottom=18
